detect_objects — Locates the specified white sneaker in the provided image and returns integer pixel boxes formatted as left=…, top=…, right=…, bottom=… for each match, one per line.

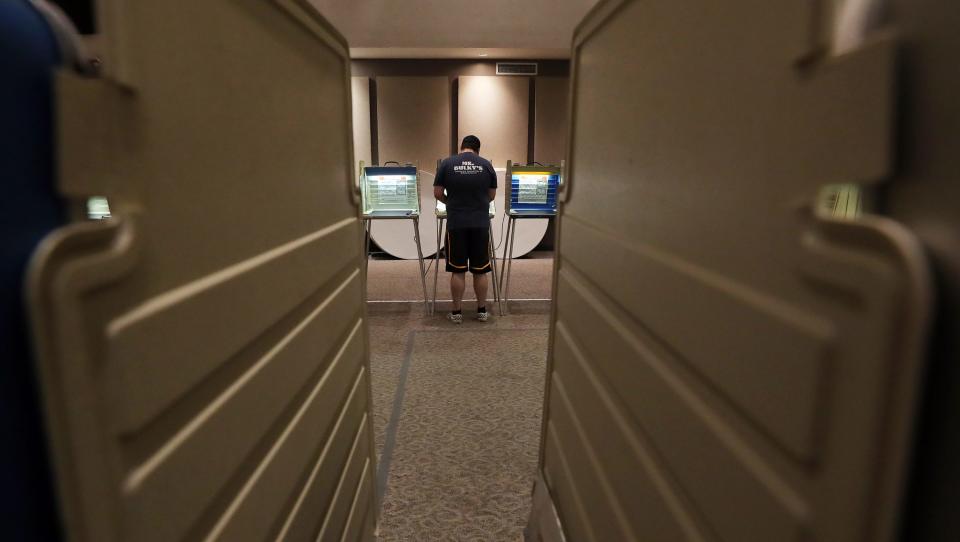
left=476, top=310, right=490, bottom=322
left=447, top=312, right=463, bottom=325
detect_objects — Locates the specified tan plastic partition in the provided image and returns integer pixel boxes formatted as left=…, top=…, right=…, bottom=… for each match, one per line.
left=27, top=1, right=377, bottom=541
left=531, top=1, right=932, bottom=541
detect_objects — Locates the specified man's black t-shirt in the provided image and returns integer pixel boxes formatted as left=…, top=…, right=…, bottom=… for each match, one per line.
left=434, top=152, right=498, bottom=230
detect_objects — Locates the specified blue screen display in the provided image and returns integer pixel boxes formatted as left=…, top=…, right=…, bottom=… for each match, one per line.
left=509, top=173, right=559, bottom=214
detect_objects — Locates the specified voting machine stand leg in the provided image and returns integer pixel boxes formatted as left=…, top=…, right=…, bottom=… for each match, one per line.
left=502, top=216, right=518, bottom=314
left=431, top=217, right=445, bottom=316
left=498, top=219, right=508, bottom=297
left=412, top=217, right=430, bottom=313
left=488, top=223, right=500, bottom=303
left=488, top=223, right=504, bottom=316
left=498, top=217, right=510, bottom=313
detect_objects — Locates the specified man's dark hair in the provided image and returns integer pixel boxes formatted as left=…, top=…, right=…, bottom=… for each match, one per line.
left=460, top=135, right=481, bottom=153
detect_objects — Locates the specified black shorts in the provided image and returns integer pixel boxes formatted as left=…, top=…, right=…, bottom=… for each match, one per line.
left=446, top=227, right=491, bottom=274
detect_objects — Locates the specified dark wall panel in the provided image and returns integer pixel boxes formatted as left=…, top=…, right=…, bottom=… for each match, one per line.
left=534, top=76, right=570, bottom=166
left=376, top=76, right=449, bottom=173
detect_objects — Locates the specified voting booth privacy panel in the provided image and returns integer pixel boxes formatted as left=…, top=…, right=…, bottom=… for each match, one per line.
left=360, top=164, right=430, bottom=309
left=360, top=166, right=420, bottom=216
left=498, top=161, right=561, bottom=311
left=530, top=1, right=931, bottom=541
left=506, top=162, right=561, bottom=216
left=27, top=1, right=377, bottom=541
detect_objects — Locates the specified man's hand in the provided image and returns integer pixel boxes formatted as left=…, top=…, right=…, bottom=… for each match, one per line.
left=434, top=186, right=446, bottom=203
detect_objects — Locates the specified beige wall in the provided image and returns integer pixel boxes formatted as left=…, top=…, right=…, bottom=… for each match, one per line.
left=534, top=76, right=569, bottom=166
left=458, top=75, right=530, bottom=169
left=371, top=76, right=451, bottom=258
left=376, top=76, right=449, bottom=173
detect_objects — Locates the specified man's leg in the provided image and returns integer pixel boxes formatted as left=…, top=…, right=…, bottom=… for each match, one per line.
left=445, top=228, right=468, bottom=323
left=450, top=272, right=466, bottom=311
left=468, top=228, right=492, bottom=320
left=473, top=272, right=488, bottom=309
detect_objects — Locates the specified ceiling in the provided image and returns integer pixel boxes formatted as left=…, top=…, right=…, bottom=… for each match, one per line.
left=308, top=0, right=601, bottom=59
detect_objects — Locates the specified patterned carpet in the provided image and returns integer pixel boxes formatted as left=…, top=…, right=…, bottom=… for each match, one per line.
left=368, top=304, right=549, bottom=541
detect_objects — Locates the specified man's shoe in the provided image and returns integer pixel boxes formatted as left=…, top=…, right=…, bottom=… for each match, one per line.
left=476, top=310, right=490, bottom=322
left=447, top=312, right=463, bottom=325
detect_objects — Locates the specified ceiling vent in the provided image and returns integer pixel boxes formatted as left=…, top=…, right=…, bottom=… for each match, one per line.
left=496, top=62, right=538, bottom=76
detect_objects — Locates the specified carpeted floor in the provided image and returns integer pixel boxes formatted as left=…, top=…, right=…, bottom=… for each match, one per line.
left=367, top=301, right=550, bottom=542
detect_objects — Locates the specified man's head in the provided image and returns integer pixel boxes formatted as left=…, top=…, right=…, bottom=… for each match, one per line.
left=460, top=135, right=481, bottom=153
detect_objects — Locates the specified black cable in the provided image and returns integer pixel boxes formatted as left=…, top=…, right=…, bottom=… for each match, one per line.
left=493, top=211, right=509, bottom=252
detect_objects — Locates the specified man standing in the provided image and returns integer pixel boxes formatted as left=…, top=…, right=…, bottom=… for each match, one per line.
left=434, top=135, right=497, bottom=324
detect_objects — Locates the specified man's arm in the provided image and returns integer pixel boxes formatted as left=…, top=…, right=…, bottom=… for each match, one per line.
left=433, top=161, right=447, bottom=203
left=486, top=162, right=498, bottom=202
